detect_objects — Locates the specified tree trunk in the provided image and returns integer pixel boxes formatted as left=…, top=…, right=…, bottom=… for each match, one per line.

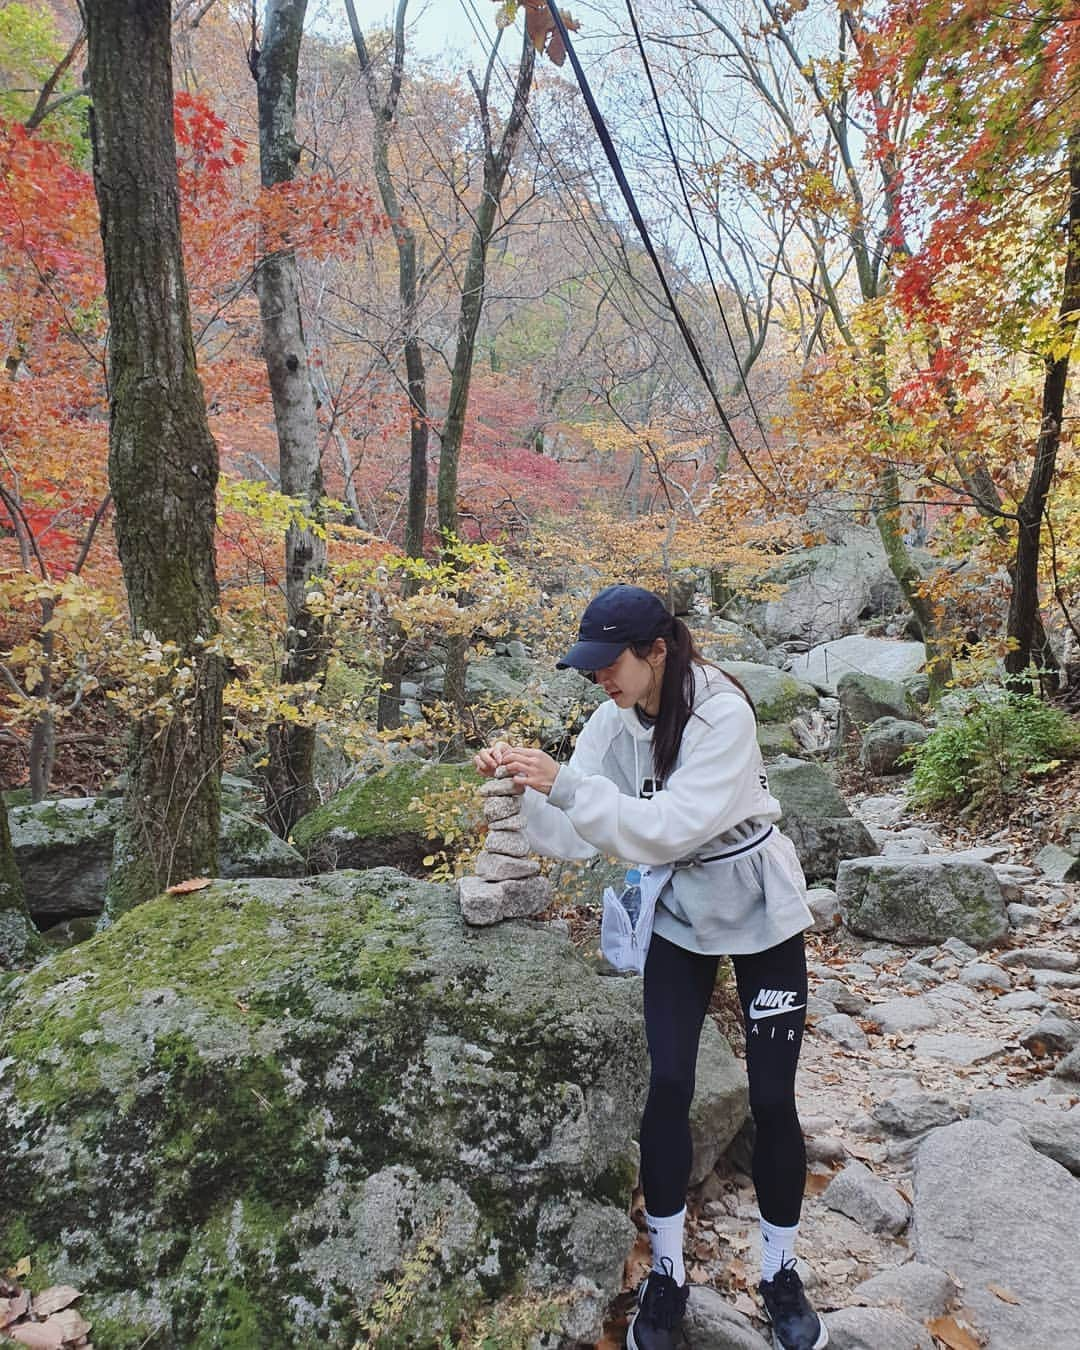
left=1005, top=132, right=1080, bottom=680
left=347, top=0, right=430, bottom=732
left=0, top=792, right=42, bottom=967
left=253, top=0, right=327, bottom=834
left=84, top=0, right=223, bottom=918
left=438, top=31, right=536, bottom=716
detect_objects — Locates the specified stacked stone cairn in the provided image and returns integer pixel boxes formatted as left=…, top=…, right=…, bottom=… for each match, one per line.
left=458, top=766, right=553, bottom=925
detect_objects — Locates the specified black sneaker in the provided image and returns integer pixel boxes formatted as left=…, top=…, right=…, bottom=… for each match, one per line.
left=626, top=1259, right=689, bottom=1350
left=758, top=1259, right=828, bottom=1350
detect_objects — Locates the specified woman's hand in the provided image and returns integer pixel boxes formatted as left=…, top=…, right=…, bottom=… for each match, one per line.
left=473, top=740, right=515, bottom=781
left=499, top=745, right=560, bottom=797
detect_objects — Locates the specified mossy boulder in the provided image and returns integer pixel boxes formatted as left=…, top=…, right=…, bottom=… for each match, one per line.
left=837, top=856, right=1009, bottom=948
left=9, top=798, right=305, bottom=926
left=291, top=762, right=481, bottom=875
left=766, top=757, right=878, bottom=884
left=0, top=869, right=647, bottom=1346
left=717, top=662, right=819, bottom=725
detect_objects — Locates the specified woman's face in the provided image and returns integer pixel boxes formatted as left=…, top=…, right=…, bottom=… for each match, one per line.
left=593, top=640, right=666, bottom=712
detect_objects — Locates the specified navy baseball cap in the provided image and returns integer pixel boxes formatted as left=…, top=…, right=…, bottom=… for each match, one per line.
left=556, top=584, right=672, bottom=671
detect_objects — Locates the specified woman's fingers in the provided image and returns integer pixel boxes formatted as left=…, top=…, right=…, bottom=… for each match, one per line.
left=501, top=746, right=558, bottom=795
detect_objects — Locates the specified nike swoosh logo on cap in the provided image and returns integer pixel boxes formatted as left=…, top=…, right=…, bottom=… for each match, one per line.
left=602, top=625, right=617, bottom=631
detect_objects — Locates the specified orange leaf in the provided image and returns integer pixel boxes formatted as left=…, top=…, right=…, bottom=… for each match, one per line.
left=988, top=1284, right=1021, bottom=1305
left=927, top=1314, right=982, bottom=1350
left=166, top=877, right=213, bottom=894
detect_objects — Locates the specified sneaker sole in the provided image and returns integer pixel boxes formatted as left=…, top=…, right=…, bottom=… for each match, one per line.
left=772, top=1322, right=829, bottom=1350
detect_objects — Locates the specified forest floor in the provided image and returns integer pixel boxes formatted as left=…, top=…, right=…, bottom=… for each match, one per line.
left=587, top=757, right=1080, bottom=1349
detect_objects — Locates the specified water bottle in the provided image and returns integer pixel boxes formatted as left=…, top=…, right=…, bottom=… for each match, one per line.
left=618, top=867, right=643, bottom=927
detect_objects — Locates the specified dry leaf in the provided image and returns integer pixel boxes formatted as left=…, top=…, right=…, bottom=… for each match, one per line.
left=804, top=1172, right=833, bottom=1195
left=987, top=1283, right=1021, bottom=1305
left=5, top=1322, right=65, bottom=1348
left=31, top=1287, right=82, bottom=1319
left=45, top=1308, right=91, bottom=1340
left=1, top=1292, right=31, bottom=1328
left=165, top=877, right=213, bottom=895
left=730, top=1291, right=758, bottom=1318
left=5, top=1258, right=31, bottom=1281
left=927, top=1313, right=982, bottom=1350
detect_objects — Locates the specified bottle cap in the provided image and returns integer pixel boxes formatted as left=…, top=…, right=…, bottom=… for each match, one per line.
left=625, top=867, right=641, bottom=886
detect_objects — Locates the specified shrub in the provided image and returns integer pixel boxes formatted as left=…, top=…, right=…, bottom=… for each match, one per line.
left=904, top=687, right=1080, bottom=813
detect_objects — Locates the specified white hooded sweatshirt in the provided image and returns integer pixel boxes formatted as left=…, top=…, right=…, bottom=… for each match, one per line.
left=520, top=664, right=813, bottom=955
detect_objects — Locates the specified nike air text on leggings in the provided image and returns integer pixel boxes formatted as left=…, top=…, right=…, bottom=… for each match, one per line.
left=640, top=931, right=808, bottom=1227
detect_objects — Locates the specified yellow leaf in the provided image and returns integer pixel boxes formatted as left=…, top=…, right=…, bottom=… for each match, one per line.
left=165, top=877, right=213, bottom=895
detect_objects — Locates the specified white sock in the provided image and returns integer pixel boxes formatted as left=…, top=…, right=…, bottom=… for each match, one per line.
left=645, top=1207, right=686, bottom=1286
left=760, top=1217, right=798, bottom=1282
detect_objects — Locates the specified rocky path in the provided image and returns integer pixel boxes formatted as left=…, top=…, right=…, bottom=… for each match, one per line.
left=609, top=790, right=1080, bottom=1350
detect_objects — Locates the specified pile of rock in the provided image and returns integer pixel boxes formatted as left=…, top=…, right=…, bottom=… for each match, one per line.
left=458, top=768, right=552, bottom=925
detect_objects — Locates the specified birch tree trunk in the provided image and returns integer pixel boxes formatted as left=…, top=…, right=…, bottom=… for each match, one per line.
left=85, top=0, right=223, bottom=918
left=348, top=0, right=429, bottom=731
left=253, top=0, right=327, bottom=833
left=438, top=31, right=536, bottom=714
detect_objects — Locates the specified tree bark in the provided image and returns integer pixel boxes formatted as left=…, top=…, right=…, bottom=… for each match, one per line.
left=438, top=31, right=536, bottom=715
left=0, top=792, right=43, bottom=968
left=347, top=0, right=429, bottom=731
left=253, top=0, right=328, bottom=832
left=1005, top=132, right=1080, bottom=679
left=84, top=0, right=223, bottom=917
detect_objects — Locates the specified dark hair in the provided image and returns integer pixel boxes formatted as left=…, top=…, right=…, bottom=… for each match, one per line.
left=631, top=617, right=755, bottom=784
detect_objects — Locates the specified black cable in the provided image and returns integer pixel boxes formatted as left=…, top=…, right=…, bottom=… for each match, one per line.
left=542, top=0, right=770, bottom=491
left=623, top=0, right=774, bottom=456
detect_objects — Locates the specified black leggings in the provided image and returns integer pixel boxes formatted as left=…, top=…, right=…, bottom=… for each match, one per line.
left=640, top=931, right=808, bottom=1225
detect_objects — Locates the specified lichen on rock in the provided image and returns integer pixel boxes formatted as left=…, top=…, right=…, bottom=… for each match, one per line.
left=0, top=868, right=646, bottom=1346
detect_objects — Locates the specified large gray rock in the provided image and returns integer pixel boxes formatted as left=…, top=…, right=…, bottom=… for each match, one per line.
left=968, top=1089, right=1080, bottom=1176
left=859, top=718, right=930, bottom=775
left=782, top=816, right=879, bottom=885
left=0, top=870, right=647, bottom=1346
left=690, top=618, right=770, bottom=665
left=744, top=541, right=905, bottom=646
left=717, top=663, right=820, bottom=724
left=821, top=1306, right=934, bottom=1349
left=690, top=1021, right=750, bottom=1185
left=853, top=1261, right=957, bottom=1320
left=767, top=757, right=850, bottom=818
left=837, top=856, right=1009, bottom=948
left=10, top=797, right=306, bottom=925
left=835, top=670, right=912, bottom=727
left=789, top=636, right=927, bottom=694
left=914, top=1121, right=1080, bottom=1348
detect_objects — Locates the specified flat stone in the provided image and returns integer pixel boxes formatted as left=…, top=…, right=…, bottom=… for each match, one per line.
left=914, top=1121, right=1080, bottom=1349
left=942, top=937, right=980, bottom=960
left=865, top=998, right=942, bottom=1035
left=999, top=947, right=1079, bottom=972
left=1033, top=843, right=1080, bottom=882
left=474, top=852, right=541, bottom=881
left=815, top=980, right=868, bottom=1015
left=483, top=810, right=524, bottom=832
left=481, top=829, right=530, bottom=858
left=871, top=1092, right=963, bottom=1138
left=1020, top=1015, right=1080, bottom=1056
left=1008, top=904, right=1044, bottom=929
left=912, top=1033, right=1002, bottom=1066
left=823, top=1306, right=934, bottom=1348
left=959, top=962, right=1011, bottom=991
left=458, top=875, right=552, bottom=926
left=483, top=796, right=522, bottom=823
left=479, top=777, right=520, bottom=797
left=1031, top=970, right=1080, bottom=989
left=683, top=1283, right=771, bottom=1348
left=852, top=1261, right=957, bottom=1320
left=995, top=990, right=1049, bottom=1012
left=968, top=1089, right=1080, bottom=1177
left=815, top=1013, right=869, bottom=1051
left=900, top=960, right=944, bottom=987
left=823, top=1160, right=911, bottom=1235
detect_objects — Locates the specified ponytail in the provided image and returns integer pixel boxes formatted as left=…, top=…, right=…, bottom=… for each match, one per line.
left=632, top=617, right=756, bottom=784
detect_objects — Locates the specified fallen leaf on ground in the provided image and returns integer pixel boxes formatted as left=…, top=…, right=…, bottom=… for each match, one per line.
left=4, top=1321, right=65, bottom=1348
left=165, top=877, right=213, bottom=894
left=730, top=1290, right=758, bottom=1318
left=987, top=1283, right=1020, bottom=1305
left=30, top=1288, right=81, bottom=1319
left=4, top=1259, right=30, bottom=1281
left=928, top=1313, right=982, bottom=1349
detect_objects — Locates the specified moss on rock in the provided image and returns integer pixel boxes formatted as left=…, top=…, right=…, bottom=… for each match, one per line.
left=290, top=762, right=478, bottom=873
left=0, top=869, right=645, bottom=1346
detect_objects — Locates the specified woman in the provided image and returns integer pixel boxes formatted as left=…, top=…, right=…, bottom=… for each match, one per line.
left=474, top=584, right=827, bottom=1350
